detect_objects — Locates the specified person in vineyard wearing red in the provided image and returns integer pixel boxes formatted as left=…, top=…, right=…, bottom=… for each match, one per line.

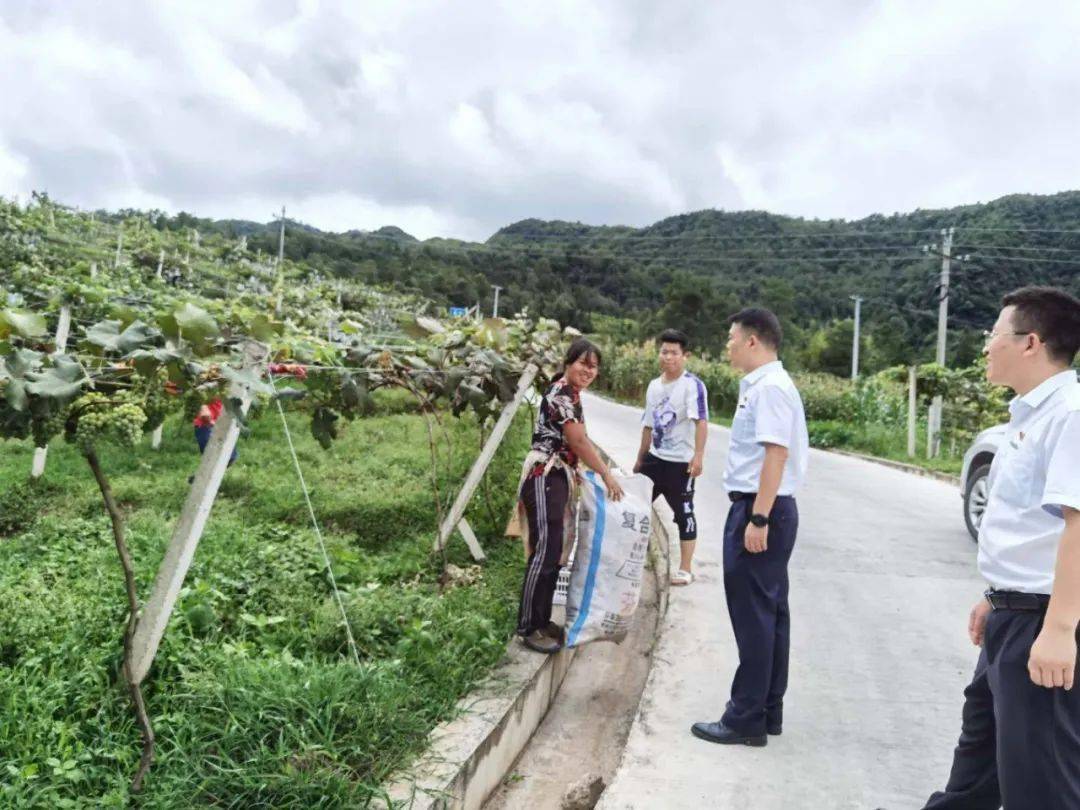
left=193, top=399, right=237, bottom=463
left=515, top=338, right=625, bottom=655
left=182, top=363, right=307, bottom=480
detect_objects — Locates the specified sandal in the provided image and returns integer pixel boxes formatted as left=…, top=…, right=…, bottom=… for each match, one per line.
left=671, top=569, right=695, bottom=586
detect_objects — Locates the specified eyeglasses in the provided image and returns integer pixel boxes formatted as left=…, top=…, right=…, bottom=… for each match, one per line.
left=982, top=329, right=1031, bottom=344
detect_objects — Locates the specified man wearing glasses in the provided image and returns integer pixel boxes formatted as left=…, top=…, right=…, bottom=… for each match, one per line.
left=923, top=286, right=1080, bottom=809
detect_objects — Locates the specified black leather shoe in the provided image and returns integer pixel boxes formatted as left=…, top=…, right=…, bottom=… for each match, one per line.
left=542, top=621, right=565, bottom=642
left=690, top=720, right=767, bottom=747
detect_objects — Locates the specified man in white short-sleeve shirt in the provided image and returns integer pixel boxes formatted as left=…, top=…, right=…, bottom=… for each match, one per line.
left=634, top=329, right=709, bottom=587
left=692, top=308, right=809, bottom=748
left=923, top=286, right=1080, bottom=810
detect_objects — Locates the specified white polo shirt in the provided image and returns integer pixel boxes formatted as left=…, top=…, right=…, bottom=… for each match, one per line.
left=977, top=369, right=1080, bottom=594
left=722, top=360, right=809, bottom=497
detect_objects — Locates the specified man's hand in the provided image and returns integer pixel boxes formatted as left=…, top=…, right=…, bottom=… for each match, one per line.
left=968, top=597, right=991, bottom=647
left=744, top=523, right=768, bottom=554
left=1029, top=621, right=1078, bottom=690
left=688, top=453, right=704, bottom=478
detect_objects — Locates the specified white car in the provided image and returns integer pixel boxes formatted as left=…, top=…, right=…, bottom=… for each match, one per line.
left=959, top=424, right=1007, bottom=541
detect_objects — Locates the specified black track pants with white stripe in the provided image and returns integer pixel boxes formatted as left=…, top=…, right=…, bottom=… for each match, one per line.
left=516, top=472, right=569, bottom=637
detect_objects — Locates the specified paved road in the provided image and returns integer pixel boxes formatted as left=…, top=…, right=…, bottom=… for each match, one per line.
left=584, top=393, right=984, bottom=810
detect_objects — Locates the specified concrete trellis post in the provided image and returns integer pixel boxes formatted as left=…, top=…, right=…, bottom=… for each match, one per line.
left=30, top=305, right=72, bottom=478
left=434, top=364, right=539, bottom=561
left=907, top=366, right=917, bottom=459
left=128, top=343, right=268, bottom=684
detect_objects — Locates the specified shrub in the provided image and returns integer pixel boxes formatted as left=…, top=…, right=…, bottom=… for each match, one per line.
left=806, top=420, right=858, bottom=448
left=0, top=479, right=53, bottom=536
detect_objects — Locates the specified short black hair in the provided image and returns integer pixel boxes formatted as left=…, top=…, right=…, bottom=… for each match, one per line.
left=1001, top=286, right=1080, bottom=365
left=727, top=307, right=783, bottom=350
left=563, top=337, right=602, bottom=369
left=657, top=328, right=690, bottom=352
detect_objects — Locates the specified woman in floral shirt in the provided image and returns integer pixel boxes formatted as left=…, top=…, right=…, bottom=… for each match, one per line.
left=516, top=338, right=624, bottom=654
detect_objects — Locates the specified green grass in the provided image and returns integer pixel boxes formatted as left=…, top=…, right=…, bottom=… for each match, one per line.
left=803, top=420, right=963, bottom=475
left=0, top=393, right=530, bottom=807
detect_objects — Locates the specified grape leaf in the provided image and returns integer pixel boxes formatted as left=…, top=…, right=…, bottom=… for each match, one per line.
left=0, top=309, right=47, bottom=339
left=83, top=320, right=161, bottom=355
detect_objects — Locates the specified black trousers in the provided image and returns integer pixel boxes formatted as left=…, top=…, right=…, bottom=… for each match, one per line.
left=515, top=472, right=569, bottom=636
left=638, top=452, right=697, bottom=541
left=923, top=610, right=1080, bottom=810
left=720, top=495, right=798, bottom=736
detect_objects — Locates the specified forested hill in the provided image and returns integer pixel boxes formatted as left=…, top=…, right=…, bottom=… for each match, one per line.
left=27, top=190, right=1080, bottom=373
left=487, top=193, right=1080, bottom=359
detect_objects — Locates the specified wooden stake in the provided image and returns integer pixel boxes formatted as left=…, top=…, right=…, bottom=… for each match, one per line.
left=434, top=364, right=538, bottom=560
left=128, top=343, right=267, bottom=684
left=31, top=305, right=72, bottom=478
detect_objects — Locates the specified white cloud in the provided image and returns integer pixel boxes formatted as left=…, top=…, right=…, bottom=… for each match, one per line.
left=2, top=1, right=1080, bottom=239
left=0, top=142, right=29, bottom=196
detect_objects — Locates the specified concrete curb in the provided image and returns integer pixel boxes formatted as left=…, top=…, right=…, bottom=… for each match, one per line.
left=382, top=635, right=577, bottom=809
left=826, top=448, right=961, bottom=486
left=380, top=449, right=670, bottom=810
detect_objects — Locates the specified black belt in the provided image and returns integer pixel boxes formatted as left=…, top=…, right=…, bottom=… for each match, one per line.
left=985, top=589, right=1050, bottom=612
left=728, top=492, right=794, bottom=503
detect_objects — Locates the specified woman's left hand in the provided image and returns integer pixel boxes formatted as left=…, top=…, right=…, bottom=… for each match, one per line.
left=603, top=471, right=625, bottom=502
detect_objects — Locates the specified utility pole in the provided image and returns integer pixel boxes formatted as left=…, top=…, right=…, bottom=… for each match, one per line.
left=491, top=284, right=503, bottom=319
left=277, top=206, right=286, bottom=265
left=850, top=295, right=863, bottom=380
left=928, top=226, right=954, bottom=458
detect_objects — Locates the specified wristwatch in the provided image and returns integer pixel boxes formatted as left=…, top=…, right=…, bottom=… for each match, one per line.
left=748, top=513, right=769, bottom=528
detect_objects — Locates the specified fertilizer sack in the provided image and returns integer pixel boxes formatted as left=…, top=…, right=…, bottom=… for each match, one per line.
left=565, top=471, right=653, bottom=647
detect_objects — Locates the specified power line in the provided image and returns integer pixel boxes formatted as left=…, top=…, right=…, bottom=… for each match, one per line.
left=486, top=228, right=941, bottom=244
left=958, top=225, right=1080, bottom=236
left=956, top=252, right=1080, bottom=267
left=419, top=241, right=932, bottom=267
left=953, top=243, right=1080, bottom=254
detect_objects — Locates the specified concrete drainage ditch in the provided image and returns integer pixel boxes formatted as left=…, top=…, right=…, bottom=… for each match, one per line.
left=381, top=497, right=671, bottom=810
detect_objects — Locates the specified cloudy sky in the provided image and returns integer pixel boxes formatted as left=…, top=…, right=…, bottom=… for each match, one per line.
left=2, top=0, right=1079, bottom=240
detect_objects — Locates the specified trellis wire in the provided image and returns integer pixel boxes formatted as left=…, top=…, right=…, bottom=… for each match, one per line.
left=266, top=369, right=362, bottom=668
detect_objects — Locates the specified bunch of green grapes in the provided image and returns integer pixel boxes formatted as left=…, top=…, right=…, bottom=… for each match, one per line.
left=182, top=390, right=205, bottom=424
left=139, top=373, right=171, bottom=432
left=30, top=406, right=68, bottom=449
left=69, top=392, right=147, bottom=453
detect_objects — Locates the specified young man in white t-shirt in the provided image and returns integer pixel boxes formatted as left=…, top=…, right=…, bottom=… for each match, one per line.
left=633, top=329, right=709, bottom=586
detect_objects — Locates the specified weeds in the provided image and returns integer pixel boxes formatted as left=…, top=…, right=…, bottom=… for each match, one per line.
left=0, top=396, right=529, bottom=806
